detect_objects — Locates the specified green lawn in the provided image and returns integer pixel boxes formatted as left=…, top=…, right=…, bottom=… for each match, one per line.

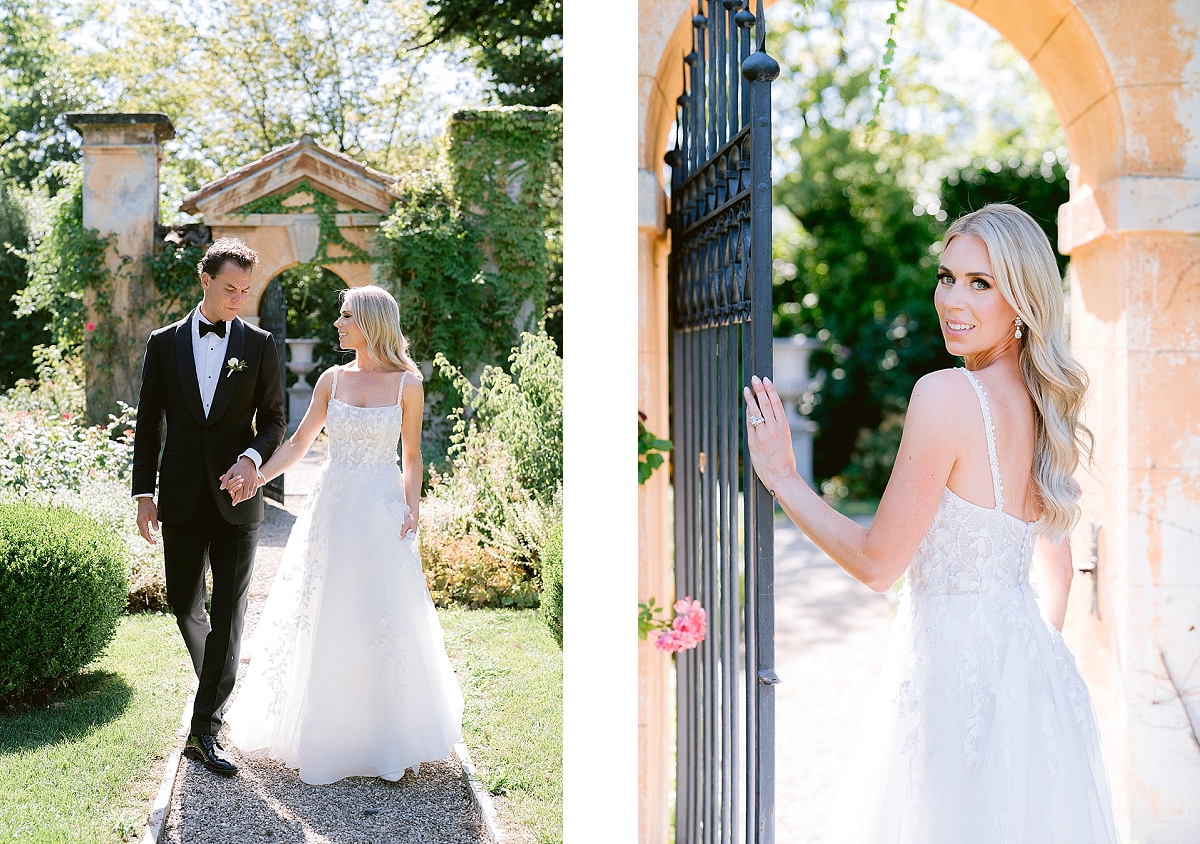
left=439, top=607, right=563, bottom=844
left=0, top=613, right=194, bottom=843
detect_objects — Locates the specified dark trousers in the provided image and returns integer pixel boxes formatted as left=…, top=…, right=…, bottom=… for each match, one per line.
left=162, top=482, right=261, bottom=736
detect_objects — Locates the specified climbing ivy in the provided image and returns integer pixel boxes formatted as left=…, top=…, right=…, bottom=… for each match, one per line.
left=237, top=179, right=371, bottom=264
left=149, top=241, right=206, bottom=324
left=376, top=106, right=561, bottom=465
left=871, top=0, right=908, bottom=122
left=445, top=105, right=562, bottom=336
left=15, top=165, right=109, bottom=354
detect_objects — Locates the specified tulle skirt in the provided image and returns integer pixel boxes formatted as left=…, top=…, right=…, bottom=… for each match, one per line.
left=822, top=587, right=1118, bottom=844
left=227, top=459, right=464, bottom=785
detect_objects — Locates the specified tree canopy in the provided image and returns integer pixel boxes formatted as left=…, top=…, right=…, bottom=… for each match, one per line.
left=423, top=0, right=561, bottom=107
left=0, top=0, right=84, bottom=189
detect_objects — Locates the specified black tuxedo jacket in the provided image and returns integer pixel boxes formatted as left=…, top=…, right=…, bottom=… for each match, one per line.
left=132, top=310, right=287, bottom=525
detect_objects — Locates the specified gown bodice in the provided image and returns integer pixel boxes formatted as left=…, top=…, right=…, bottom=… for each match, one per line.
left=325, top=367, right=406, bottom=469
left=906, top=369, right=1037, bottom=599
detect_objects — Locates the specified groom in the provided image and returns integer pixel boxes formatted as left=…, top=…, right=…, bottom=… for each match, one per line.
left=132, top=237, right=286, bottom=776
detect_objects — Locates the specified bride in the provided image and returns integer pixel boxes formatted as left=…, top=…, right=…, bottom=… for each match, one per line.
left=222, top=284, right=463, bottom=785
left=744, top=204, right=1118, bottom=843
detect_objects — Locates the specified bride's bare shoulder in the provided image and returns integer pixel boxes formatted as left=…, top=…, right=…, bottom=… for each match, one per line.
left=905, top=368, right=977, bottom=437
left=910, top=367, right=973, bottom=405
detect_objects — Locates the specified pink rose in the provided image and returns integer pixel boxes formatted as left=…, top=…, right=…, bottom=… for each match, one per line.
left=654, top=629, right=689, bottom=652
left=653, top=596, right=707, bottom=652
left=85, top=321, right=96, bottom=332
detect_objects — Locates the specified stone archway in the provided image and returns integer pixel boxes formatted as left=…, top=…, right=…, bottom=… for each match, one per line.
left=179, top=133, right=397, bottom=316
left=639, top=3, right=1200, bottom=842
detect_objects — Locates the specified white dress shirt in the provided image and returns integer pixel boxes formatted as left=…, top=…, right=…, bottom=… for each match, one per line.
left=133, top=304, right=262, bottom=500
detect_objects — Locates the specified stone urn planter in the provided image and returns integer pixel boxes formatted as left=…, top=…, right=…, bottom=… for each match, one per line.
left=772, top=335, right=820, bottom=488
left=285, top=338, right=321, bottom=434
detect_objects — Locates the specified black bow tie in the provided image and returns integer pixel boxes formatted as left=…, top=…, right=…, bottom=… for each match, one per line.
left=199, top=319, right=226, bottom=339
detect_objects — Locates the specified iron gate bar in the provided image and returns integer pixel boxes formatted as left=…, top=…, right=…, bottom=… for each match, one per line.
left=744, top=24, right=780, bottom=843
left=668, top=0, right=778, bottom=842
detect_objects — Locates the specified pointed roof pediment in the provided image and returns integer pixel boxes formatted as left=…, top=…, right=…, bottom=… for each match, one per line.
left=180, top=135, right=399, bottom=221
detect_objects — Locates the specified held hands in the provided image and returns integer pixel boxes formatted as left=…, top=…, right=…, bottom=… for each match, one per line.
left=219, top=455, right=262, bottom=505
left=742, top=375, right=799, bottom=494
left=136, top=497, right=160, bottom=545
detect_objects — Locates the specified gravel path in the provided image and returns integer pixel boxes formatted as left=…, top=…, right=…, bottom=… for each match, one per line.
left=773, top=514, right=895, bottom=844
left=162, top=440, right=487, bottom=843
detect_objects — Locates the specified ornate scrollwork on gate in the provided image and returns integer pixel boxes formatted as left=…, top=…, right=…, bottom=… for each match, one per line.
left=667, top=2, right=779, bottom=843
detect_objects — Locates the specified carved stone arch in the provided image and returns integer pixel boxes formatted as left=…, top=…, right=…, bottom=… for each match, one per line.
left=180, top=133, right=397, bottom=316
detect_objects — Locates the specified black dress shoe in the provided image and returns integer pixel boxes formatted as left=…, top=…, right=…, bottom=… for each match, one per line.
left=184, top=733, right=238, bottom=776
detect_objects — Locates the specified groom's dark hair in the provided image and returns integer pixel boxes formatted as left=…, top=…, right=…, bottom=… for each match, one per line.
left=198, top=237, right=259, bottom=279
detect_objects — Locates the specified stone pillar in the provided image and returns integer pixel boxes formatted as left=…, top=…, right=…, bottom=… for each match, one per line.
left=65, top=113, right=174, bottom=421
left=638, top=165, right=671, bottom=844
left=1063, top=222, right=1200, bottom=844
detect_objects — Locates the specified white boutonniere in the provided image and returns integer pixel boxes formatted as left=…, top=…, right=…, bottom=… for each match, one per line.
left=226, top=357, right=247, bottom=377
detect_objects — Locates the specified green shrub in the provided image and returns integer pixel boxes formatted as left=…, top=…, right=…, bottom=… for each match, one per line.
left=0, top=503, right=128, bottom=698
left=418, top=327, right=563, bottom=609
left=0, top=347, right=163, bottom=611
left=419, top=433, right=560, bottom=609
left=420, top=529, right=540, bottom=609
left=540, top=522, right=562, bottom=646
left=437, top=328, right=563, bottom=504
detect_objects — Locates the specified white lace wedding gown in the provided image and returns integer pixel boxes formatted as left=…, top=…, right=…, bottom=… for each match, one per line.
left=822, top=368, right=1118, bottom=844
left=227, top=368, right=464, bottom=785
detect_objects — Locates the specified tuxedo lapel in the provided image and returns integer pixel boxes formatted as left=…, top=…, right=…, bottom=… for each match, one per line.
left=175, top=311, right=206, bottom=426
left=205, top=316, right=245, bottom=425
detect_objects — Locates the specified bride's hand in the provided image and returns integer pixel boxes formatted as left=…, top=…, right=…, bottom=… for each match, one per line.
left=400, top=510, right=418, bottom=540
left=743, top=375, right=798, bottom=494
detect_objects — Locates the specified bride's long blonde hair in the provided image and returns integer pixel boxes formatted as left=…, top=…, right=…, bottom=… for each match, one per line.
left=943, top=204, right=1092, bottom=543
left=340, top=285, right=422, bottom=378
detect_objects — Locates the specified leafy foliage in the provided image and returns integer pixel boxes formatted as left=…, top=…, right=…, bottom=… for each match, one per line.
left=0, top=346, right=167, bottom=612
left=0, top=178, right=50, bottom=388
left=419, top=329, right=562, bottom=609
left=445, top=107, right=561, bottom=344
left=440, top=329, right=562, bottom=502
left=540, top=521, right=562, bottom=646
left=424, top=0, right=562, bottom=106
left=0, top=0, right=85, bottom=190
left=149, top=240, right=207, bottom=325
left=772, top=104, right=953, bottom=485
left=0, top=502, right=127, bottom=698
left=81, top=0, right=451, bottom=186
left=13, top=164, right=108, bottom=353
left=940, top=155, right=1069, bottom=276
left=638, top=414, right=671, bottom=485
left=377, top=107, right=562, bottom=454
left=378, top=170, right=494, bottom=369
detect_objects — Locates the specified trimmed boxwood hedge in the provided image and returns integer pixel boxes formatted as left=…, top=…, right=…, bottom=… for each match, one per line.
left=0, top=503, right=127, bottom=698
left=541, top=522, right=562, bottom=647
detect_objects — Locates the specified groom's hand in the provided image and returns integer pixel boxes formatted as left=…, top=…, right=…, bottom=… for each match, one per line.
left=136, top=498, right=160, bottom=545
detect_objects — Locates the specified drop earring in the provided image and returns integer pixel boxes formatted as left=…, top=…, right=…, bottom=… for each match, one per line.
left=1014, top=317, right=1024, bottom=339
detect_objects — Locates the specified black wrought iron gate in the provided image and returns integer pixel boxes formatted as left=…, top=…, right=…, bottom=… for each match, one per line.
left=667, top=2, right=778, bottom=843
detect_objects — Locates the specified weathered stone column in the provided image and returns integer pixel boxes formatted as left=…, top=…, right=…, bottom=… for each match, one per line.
left=65, top=113, right=174, bottom=421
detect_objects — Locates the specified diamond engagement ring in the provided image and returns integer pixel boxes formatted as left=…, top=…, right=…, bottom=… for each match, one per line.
left=749, top=415, right=766, bottom=427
